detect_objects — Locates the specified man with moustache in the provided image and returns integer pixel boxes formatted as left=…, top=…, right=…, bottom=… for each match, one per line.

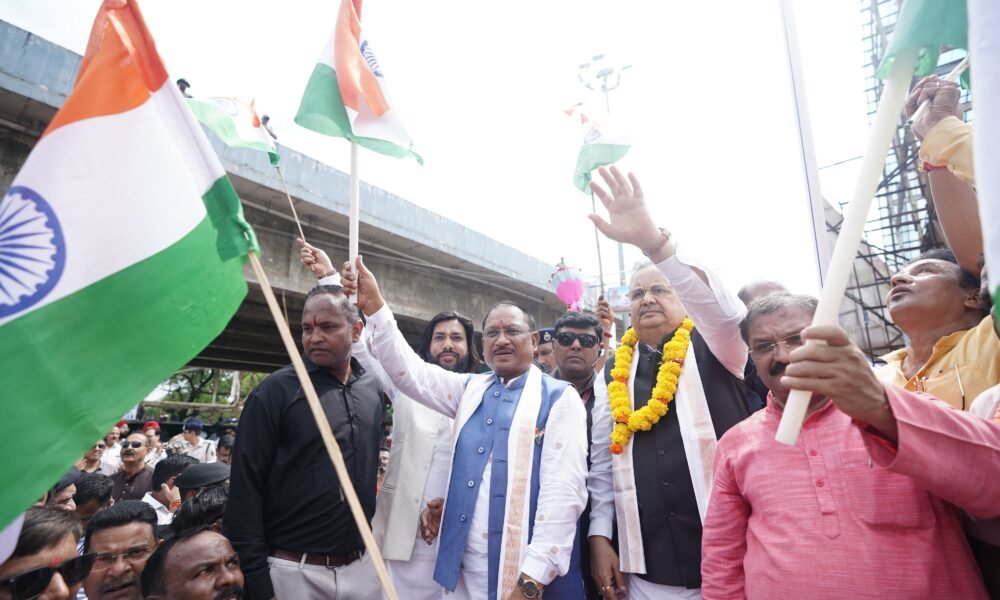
left=586, top=167, right=749, bottom=599
left=140, top=528, right=244, bottom=600
left=549, top=310, right=610, bottom=599
left=110, top=434, right=153, bottom=503
left=362, top=311, right=483, bottom=599
left=299, top=240, right=485, bottom=598
left=534, top=329, right=558, bottom=374
left=700, top=293, right=1000, bottom=599
left=83, top=501, right=159, bottom=600
left=223, top=285, right=386, bottom=600
left=343, top=257, right=590, bottom=599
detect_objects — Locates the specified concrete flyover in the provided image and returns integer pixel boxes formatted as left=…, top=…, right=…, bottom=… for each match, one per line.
left=0, top=20, right=567, bottom=372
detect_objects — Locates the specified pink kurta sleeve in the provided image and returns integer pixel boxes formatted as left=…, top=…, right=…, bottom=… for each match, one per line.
left=862, top=385, right=1000, bottom=519
left=700, top=438, right=750, bottom=599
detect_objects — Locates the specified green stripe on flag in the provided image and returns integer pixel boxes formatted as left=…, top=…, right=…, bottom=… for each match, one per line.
left=203, top=176, right=259, bottom=261
left=574, top=143, right=632, bottom=192
left=877, top=0, right=968, bottom=79
left=0, top=208, right=247, bottom=528
left=186, top=98, right=280, bottom=167
left=294, top=64, right=424, bottom=165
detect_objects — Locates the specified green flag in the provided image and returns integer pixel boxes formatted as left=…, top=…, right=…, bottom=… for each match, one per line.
left=876, top=0, right=968, bottom=79
left=567, top=104, right=631, bottom=193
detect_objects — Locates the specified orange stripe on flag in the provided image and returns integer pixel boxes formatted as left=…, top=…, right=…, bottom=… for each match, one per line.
left=334, top=0, right=389, bottom=117
left=43, top=0, right=169, bottom=139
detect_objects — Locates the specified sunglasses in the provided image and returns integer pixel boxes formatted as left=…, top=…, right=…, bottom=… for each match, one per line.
left=92, top=444, right=106, bottom=450
left=121, top=441, right=145, bottom=449
left=0, top=554, right=95, bottom=600
left=554, top=332, right=600, bottom=348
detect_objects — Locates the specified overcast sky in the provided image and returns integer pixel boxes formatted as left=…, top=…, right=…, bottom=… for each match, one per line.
left=3, top=0, right=873, bottom=299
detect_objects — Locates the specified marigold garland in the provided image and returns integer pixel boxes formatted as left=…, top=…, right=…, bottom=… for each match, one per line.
left=608, top=318, right=694, bottom=455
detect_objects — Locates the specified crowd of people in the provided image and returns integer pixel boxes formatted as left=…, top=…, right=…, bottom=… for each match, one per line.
left=2, top=76, right=998, bottom=600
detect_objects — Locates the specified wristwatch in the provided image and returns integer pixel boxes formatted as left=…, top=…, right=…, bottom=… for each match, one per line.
left=516, top=575, right=543, bottom=598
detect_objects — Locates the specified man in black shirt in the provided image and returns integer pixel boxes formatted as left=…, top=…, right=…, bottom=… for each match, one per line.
left=223, top=285, right=386, bottom=600
left=550, top=309, right=609, bottom=599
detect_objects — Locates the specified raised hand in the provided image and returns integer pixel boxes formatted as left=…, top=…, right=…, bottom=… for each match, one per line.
left=297, top=238, right=336, bottom=279
left=588, top=166, right=672, bottom=261
left=905, top=75, right=963, bottom=141
left=341, top=255, right=385, bottom=317
left=782, top=325, right=897, bottom=442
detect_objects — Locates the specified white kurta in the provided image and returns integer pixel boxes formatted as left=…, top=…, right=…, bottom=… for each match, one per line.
left=354, top=330, right=452, bottom=600
left=364, top=304, right=588, bottom=599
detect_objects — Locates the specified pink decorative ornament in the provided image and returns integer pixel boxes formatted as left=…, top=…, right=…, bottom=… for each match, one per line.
left=550, top=263, right=585, bottom=312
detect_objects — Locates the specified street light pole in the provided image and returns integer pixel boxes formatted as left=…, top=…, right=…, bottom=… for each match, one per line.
left=578, top=55, right=631, bottom=287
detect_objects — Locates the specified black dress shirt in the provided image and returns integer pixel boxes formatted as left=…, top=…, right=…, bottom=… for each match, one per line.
left=223, top=356, right=386, bottom=600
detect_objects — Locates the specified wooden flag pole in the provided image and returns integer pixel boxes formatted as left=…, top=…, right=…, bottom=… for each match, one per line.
left=775, top=48, right=919, bottom=446
left=274, top=165, right=308, bottom=243
left=247, top=251, right=399, bottom=600
left=590, top=189, right=607, bottom=293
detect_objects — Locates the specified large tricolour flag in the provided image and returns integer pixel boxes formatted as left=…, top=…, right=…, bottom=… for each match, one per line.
left=295, top=0, right=422, bottom=163
left=0, top=0, right=257, bottom=528
left=566, top=103, right=631, bottom=193
left=969, top=0, right=1000, bottom=319
left=187, top=97, right=280, bottom=166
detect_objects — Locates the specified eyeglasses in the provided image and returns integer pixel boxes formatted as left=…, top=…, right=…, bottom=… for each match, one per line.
left=120, top=441, right=145, bottom=449
left=91, top=547, right=154, bottom=572
left=0, top=553, right=95, bottom=600
left=749, top=334, right=804, bottom=357
left=93, top=444, right=106, bottom=450
left=482, top=327, right=531, bottom=341
left=554, top=332, right=600, bottom=348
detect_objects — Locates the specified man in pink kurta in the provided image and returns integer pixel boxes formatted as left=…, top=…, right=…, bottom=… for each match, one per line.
left=701, top=294, right=1000, bottom=599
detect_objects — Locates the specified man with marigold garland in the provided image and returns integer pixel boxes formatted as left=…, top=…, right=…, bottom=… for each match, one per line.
left=586, top=167, right=750, bottom=600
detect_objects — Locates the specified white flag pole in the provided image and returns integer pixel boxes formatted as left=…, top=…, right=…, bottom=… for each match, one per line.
left=349, top=141, right=360, bottom=302
left=775, top=48, right=919, bottom=446
left=779, top=0, right=831, bottom=284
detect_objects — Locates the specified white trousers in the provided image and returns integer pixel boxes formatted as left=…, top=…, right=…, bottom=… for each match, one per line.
left=385, top=534, right=444, bottom=600
left=268, top=553, right=381, bottom=599
left=627, top=574, right=702, bottom=600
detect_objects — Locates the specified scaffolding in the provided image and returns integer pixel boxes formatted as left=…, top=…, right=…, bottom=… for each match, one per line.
left=834, top=0, right=971, bottom=361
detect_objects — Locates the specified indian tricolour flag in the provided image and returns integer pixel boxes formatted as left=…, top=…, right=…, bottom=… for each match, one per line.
left=0, top=0, right=257, bottom=528
left=187, top=97, right=280, bottom=166
left=970, top=0, right=1000, bottom=321
left=295, top=0, right=422, bottom=164
left=567, top=103, right=631, bottom=193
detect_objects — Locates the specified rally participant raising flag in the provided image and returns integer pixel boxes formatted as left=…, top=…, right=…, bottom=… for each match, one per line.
left=0, top=0, right=257, bottom=531
left=566, top=103, right=631, bottom=193
left=295, top=0, right=421, bottom=266
left=295, top=0, right=422, bottom=163
left=187, top=96, right=280, bottom=166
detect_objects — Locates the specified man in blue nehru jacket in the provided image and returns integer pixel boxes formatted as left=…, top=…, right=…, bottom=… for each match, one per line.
left=343, top=259, right=588, bottom=600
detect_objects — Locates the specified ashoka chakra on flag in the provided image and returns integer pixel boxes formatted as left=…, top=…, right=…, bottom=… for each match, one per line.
left=0, top=186, right=66, bottom=318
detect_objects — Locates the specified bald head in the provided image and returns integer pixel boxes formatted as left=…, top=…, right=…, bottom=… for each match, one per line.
left=738, top=280, right=789, bottom=307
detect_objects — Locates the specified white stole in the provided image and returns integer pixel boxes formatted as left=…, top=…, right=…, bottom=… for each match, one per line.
left=446, top=366, right=545, bottom=599
left=612, top=342, right=717, bottom=574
